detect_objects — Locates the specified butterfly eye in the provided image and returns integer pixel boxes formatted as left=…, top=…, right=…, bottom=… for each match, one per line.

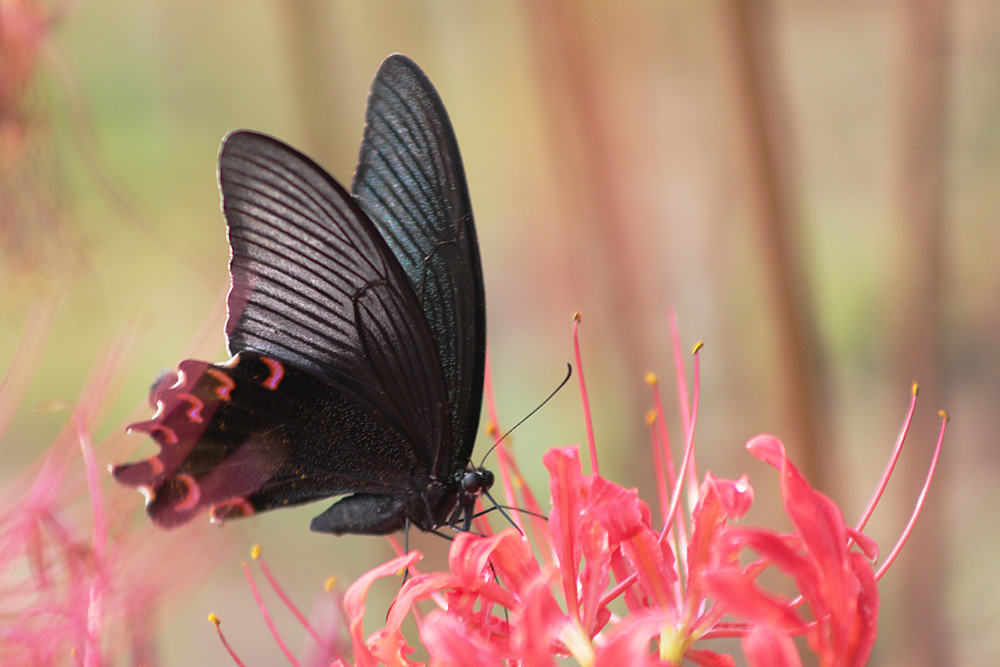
left=462, top=469, right=494, bottom=495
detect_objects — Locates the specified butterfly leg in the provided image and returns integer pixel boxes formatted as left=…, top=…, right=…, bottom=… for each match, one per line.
left=404, top=516, right=410, bottom=554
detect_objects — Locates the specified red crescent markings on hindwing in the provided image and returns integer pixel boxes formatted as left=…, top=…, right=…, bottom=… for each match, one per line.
left=259, top=357, right=285, bottom=390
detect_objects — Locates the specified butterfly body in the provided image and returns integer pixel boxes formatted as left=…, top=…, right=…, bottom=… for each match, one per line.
left=113, top=55, right=489, bottom=536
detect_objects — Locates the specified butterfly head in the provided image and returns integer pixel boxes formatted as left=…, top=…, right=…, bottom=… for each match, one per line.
left=461, top=468, right=494, bottom=496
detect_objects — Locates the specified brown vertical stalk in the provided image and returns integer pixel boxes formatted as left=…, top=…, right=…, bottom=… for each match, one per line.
left=885, top=0, right=949, bottom=664
left=522, top=0, right=652, bottom=431
left=719, top=1, right=828, bottom=486
left=275, top=0, right=355, bottom=165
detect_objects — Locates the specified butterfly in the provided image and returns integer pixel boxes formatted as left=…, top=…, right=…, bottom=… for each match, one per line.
left=112, top=54, right=492, bottom=537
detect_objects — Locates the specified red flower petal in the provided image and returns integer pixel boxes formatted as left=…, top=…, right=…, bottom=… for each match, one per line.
left=669, top=471, right=753, bottom=635
left=747, top=436, right=849, bottom=580
left=486, top=530, right=544, bottom=597
left=510, top=569, right=565, bottom=667
left=578, top=514, right=612, bottom=633
left=704, top=472, right=754, bottom=520
left=389, top=570, right=462, bottom=629
left=421, top=611, right=506, bottom=667
left=367, top=627, right=422, bottom=667
left=343, top=551, right=420, bottom=667
left=842, top=551, right=879, bottom=667
left=621, top=526, right=677, bottom=614
left=586, top=475, right=651, bottom=542
left=743, top=623, right=803, bottom=667
left=702, top=567, right=806, bottom=633
left=593, top=610, right=670, bottom=666
left=745, top=434, right=881, bottom=665
left=544, top=446, right=587, bottom=619
left=450, top=529, right=539, bottom=598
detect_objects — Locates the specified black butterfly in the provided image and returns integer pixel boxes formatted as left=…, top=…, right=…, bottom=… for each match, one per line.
left=112, top=54, right=492, bottom=537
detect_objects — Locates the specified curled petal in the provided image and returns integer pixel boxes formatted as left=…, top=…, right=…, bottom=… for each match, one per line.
left=846, top=526, right=879, bottom=561
left=703, top=472, right=753, bottom=520
left=684, top=473, right=753, bottom=620
left=449, top=531, right=503, bottom=584
left=388, top=571, right=462, bottom=629
left=720, top=527, right=810, bottom=585
left=449, top=529, right=539, bottom=595
left=367, top=628, right=421, bottom=667
left=344, top=551, right=421, bottom=667
left=744, top=434, right=787, bottom=469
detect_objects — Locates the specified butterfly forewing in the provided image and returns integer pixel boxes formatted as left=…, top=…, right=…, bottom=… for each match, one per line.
left=220, top=131, right=449, bottom=453
left=352, top=55, right=486, bottom=476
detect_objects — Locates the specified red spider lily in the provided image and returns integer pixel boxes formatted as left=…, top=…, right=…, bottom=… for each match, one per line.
left=221, top=312, right=945, bottom=667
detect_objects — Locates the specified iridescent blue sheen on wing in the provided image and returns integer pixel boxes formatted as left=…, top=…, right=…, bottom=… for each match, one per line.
left=352, top=55, right=486, bottom=477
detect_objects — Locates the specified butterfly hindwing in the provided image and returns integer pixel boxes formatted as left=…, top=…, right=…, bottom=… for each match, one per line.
left=114, top=353, right=422, bottom=527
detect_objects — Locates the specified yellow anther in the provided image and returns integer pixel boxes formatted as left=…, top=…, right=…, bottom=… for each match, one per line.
left=645, top=409, right=657, bottom=426
left=692, top=340, right=704, bottom=354
left=645, top=371, right=658, bottom=386
left=251, top=544, right=261, bottom=560
left=325, top=576, right=338, bottom=592
left=208, top=613, right=221, bottom=626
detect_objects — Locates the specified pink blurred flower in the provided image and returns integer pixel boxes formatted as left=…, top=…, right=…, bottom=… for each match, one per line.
left=0, top=303, right=238, bottom=665
left=226, top=313, right=945, bottom=667
left=0, top=0, right=52, bottom=136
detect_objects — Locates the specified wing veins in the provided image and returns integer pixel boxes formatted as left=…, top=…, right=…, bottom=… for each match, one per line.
left=230, top=233, right=361, bottom=335
left=224, top=174, right=383, bottom=280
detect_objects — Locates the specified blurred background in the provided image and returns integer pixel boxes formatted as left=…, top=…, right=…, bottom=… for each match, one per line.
left=1, top=0, right=998, bottom=664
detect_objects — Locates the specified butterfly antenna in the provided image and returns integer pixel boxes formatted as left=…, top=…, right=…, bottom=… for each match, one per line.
left=477, top=363, right=572, bottom=469
left=472, top=504, right=548, bottom=522
left=481, top=489, right=522, bottom=535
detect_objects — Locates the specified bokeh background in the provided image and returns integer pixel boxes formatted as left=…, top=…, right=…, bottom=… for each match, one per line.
left=2, top=0, right=998, bottom=664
